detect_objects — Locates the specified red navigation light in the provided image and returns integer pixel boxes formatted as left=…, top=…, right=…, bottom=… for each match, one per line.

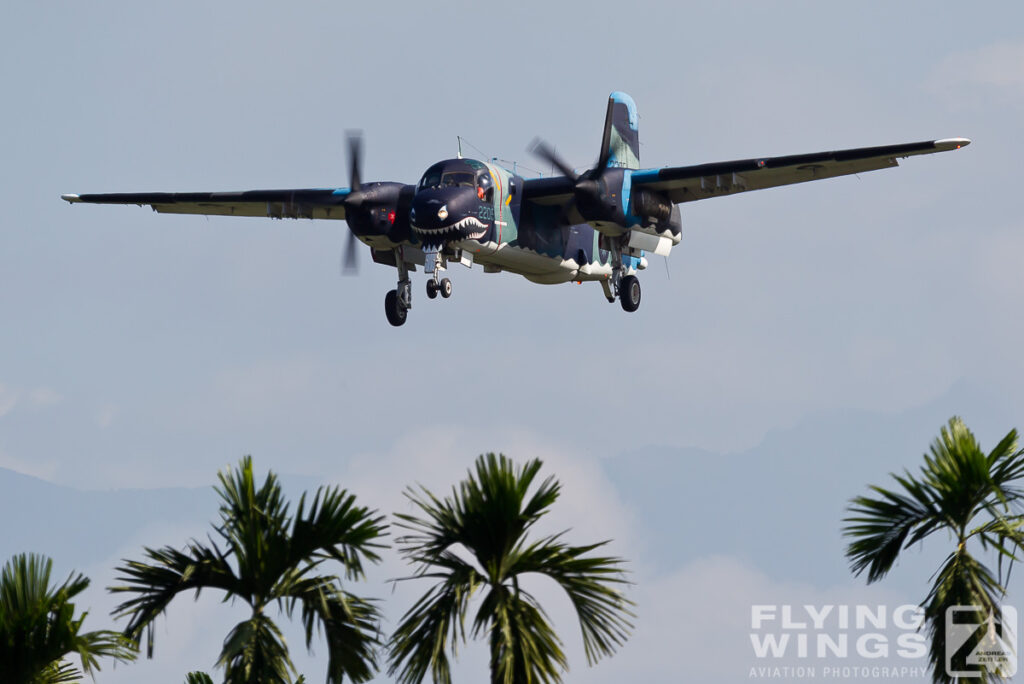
left=477, top=186, right=485, bottom=200
left=387, top=211, right=396, bottom=225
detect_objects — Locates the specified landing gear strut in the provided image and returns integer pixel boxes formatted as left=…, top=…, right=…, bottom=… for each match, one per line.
left=603, top=236, right=642, bottom=313
left=387, top=250, right=456, bottom=326
left=424, top=248, right=453, bottom=302
left=386, top=254, right=412, bottom=327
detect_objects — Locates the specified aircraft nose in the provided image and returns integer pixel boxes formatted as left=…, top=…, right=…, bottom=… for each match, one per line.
left=413, top=188, right=473, bottom=226
left=411, top=188, right=490, bottom=246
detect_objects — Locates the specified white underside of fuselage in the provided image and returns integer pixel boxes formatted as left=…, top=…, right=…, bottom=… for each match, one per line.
left=454, top=239, right=642, bottom=284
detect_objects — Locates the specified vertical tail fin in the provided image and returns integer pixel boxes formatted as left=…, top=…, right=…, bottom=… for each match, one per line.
left=599, top=91, right=640, bottom=170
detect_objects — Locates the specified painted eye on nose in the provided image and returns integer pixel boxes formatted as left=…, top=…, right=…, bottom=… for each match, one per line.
left=437, top=205, right=448, bottom=220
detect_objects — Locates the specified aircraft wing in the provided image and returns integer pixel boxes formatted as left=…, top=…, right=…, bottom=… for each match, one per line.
left=629, top=138, right=970, bottom=204
left=60, top=188, right=351, bottom=220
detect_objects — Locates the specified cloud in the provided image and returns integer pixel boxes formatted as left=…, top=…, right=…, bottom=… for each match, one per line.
left=28, top=387, right=63, bottom=408
left=96, top=403, right=117, bottom=429
left=930, top=42, right=1024, bottom=107
left=593, top=555, right=931, bottom=683
left=78, top=430, right=637, bottom=684
left=0, top=384, right=17, bottom=417
left=0, top=447, right=57, bottom=481
left=338, top=424, right=638, bottom=556
left=0, top=384, right=64, bottom=417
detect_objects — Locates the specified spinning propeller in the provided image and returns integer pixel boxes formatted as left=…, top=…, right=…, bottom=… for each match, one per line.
left=340, top=131, right=364, bottom=274
left=530, top=138, right=618, bottom=224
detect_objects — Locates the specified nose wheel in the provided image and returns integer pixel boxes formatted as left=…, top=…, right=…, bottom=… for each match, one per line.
left=426, top=277, right=453, bottom=300
left=385, top=273, right=454, bottom=327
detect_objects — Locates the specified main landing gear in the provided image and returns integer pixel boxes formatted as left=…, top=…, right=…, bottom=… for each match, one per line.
left=384, top=288, right=407, bottom=326
left=619, top=274, right=641, bottom=312
left=602, top=238, right=642, bottom=313
left=385, top=249, right=453, bottom=327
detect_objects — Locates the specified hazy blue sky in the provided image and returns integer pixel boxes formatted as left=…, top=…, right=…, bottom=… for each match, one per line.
left=2, top=1, right=1023, bottom=682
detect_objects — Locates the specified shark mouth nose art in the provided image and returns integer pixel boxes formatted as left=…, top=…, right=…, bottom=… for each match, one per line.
left=412, top=215, right=490, bottom=243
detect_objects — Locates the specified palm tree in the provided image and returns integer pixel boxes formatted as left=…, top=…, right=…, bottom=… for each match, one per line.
left=0, top=553, right=135, bottom=683
left=387, top=453, right=633, bottom=684
left=110, top=456, right=387, bottom=684
left=843, top=417, right=1024, bottom=683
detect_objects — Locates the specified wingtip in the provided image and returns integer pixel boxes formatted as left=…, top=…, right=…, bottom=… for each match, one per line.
left=61, top=193, right=81, bottom=203
left=935, top=137, right=971, bottom=151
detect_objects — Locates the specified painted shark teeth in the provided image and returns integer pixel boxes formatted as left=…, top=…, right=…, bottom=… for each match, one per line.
left=412, top=215, right=490, bottom=242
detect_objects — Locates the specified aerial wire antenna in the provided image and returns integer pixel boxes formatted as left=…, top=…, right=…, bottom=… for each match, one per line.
left=664, top=256, right=671, bottom=280
left=458, top=137, right=490, bottom=161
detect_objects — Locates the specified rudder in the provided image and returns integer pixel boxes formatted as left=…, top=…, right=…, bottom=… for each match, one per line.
left=599, top=91, right=640, bottom=170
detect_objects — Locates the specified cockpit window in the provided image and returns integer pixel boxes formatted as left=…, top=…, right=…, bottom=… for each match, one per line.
left=419, top=160, right=491, bottom=191
left=420, top=171, right=476, bottom=189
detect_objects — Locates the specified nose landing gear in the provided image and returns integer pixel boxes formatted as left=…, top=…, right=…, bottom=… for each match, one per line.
left=425, top=276, right=452, bottom=299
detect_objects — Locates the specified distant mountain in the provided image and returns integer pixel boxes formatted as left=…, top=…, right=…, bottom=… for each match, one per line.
left=0, top=467, right=215, bottom=570
left=604, top=379, right=1017, bottom=592
left=1, top=379, right=1014, bottom=600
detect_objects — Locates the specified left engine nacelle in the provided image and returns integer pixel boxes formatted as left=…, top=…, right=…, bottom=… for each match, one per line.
left=344, top=182, right=413, bottom=246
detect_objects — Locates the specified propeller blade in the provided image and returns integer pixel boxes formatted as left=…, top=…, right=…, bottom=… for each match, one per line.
left=346, top=130, right=363, bottom=192
left=341, top=228, right=359, bottom=275
left=529, top=138, right=578, bottom=181
left=342, top=131, right=364, bottom=274
left=595, top=96, right=615, bottom=172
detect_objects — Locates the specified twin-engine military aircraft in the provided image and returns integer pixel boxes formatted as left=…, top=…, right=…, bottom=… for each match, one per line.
left=62, top=92, right=969, bottom=326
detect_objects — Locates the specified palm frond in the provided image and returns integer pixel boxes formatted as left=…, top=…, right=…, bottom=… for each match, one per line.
left=1, top=553, right=136, bottom=683
left=843, top=474, right=939, bottom=582
left=214, top=456, right=293, bottom=598
left=289, top=486, right=387, bottom=581
left=272, top=572, right=383, bottom=684
left=921, top=548, right=1006, bottom=684
left=847, top=418, right=1024, bottom=684
left=484, top=584, right=566, bottom=684
left=110, top=542, right=239, bottom=656
left=35, top=659, right=82, bottom=683
left=396, top=454, right=555, bottom=583
left=387, top=555, right=484, bottom=684
left=389, top=453, right=632, bottom=684
left=218, top=613, right=295, bottom=684
left=109, top=457, right=385, bottom=682
left=505, top=537, right=634, bottom=664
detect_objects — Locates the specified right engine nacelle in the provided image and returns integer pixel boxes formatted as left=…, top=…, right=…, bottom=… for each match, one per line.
left=631, top=187, right=672, bottom=225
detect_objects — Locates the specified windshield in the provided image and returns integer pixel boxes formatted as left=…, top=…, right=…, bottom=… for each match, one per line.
left=420, top=170, right=477, bottom=190
left=419, top=160, right=489, bottom=190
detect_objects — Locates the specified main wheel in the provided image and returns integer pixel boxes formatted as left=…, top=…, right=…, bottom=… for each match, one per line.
left=620, top=275, right=641, bottom=312
left=440, top=277, right=453, bottom=298
left=426, top=280, right=439, bottom=299
left=385, top=289, right=408, bottom=326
